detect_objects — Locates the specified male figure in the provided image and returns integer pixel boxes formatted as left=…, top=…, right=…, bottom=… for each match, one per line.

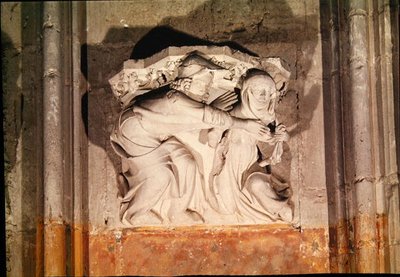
left=111, top=86, right=268, bottom=225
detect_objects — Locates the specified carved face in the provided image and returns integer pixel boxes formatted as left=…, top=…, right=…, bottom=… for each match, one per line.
left=240, top=74, right=277, bottom=123
left=249, top=79, right=276, bottom=104
left=245, top=75, right=276, bottom=107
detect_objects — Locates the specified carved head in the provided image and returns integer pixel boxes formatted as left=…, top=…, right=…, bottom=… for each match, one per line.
left=172, top=52, right=234, bottom=103
left=240, top=72, right=277, bottom=123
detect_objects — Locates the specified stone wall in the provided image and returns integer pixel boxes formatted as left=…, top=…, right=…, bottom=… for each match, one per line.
left=3, top=0, right=399, bottom=275
left=2, top=3, right=43, bottom=276
left=85, top=0, right=330, bottom=274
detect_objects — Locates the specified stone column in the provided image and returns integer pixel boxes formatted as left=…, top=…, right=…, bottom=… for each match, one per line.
left=370, top=0, right=400, bottom=272
left=346, top=0, right=377, bottom=272
left=71, top=2, right=88, bottom=276
left=42, top=2, right=66, bottom=275
left=321, top=0, right=351, bottom=272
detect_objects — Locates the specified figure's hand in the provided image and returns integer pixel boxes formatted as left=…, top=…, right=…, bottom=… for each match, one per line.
left=210, top=90, right=238, bottom=111
left=274, top=124, right=289, bottom=142
left=244, top=120, right=269, bottom=136
left=258, top=158, right=270, bottom=167
left=276, top=123, right=286, bottom=133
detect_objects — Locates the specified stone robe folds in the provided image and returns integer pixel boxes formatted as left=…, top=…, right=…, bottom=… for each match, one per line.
left=110, top=90, right=234, bottom=225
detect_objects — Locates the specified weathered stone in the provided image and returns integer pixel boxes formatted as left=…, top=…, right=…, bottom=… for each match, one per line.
left=2, top=0, right=399, bottom=275
left=89, top=225, right=329, bottom=276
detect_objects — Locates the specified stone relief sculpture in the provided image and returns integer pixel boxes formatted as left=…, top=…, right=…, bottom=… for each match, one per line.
left=109, top=46, right=292, bottom=226
left=208, top=73, right=292, bottom=223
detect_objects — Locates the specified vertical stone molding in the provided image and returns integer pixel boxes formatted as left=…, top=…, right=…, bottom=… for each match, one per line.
left=323, top=0, right=400, bottom=273
left=42, top=2, right=66, bottom=276
left=371, top=0, right=400, bottom=272
left=71, top=2, right=88, bottom=276
left=321, top=0, right=350, bottom=272
left=346, top=0, right=377, bottom=273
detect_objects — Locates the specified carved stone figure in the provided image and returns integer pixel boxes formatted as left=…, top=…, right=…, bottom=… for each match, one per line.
left=209, top=72, right=292, bottom=223
left=109, top=46, right=292, bottom=226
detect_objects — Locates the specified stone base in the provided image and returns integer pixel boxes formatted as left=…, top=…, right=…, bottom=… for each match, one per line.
left=88, top=224, right=329, bottom=275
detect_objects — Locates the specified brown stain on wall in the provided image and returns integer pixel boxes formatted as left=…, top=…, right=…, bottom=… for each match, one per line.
left=89, top=230, right=116, bottom=276
left=88, top=225, right=329, bottom=276
left=328, top=218, right=352, bottom=273
left=353, top=214, right=379, bottom=273
left=44, top=221, right=66, bottom=276
left=328, top=214, right=390, bottom=273
left=376, top=214, right=389, bottom=272
left=336, top=218, right=352, bottom=272
left=37, top=214, right=392, bottom=275
left=72, top=224, right=89, bottom=276
left=35, top=219, right=44, bottom=277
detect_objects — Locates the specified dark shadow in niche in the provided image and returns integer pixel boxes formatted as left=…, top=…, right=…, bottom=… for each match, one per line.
left=319, top=1, right=342, bottom=271
left=390, top=0, right=400, bottom=182
left=21, top=3, right=44, bottom=275
left=81, top=0, right=320, bottom=228
left=2, top=2, right=44, bottom=275
left=130, top=25, right=259, bottom=59
left=78, top=3, right=90, bottom=274
left=1, top=30, right=15, bottom=277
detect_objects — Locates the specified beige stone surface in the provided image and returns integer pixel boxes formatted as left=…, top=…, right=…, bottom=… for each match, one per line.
left=86, top=0, right=328, bottom=231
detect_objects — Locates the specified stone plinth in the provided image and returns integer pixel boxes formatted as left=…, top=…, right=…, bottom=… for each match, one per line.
left=89, top=224, right=329, bottom=275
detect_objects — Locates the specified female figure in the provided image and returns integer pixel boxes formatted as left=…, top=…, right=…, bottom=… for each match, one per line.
left=210, top=72, right=293, bottom=223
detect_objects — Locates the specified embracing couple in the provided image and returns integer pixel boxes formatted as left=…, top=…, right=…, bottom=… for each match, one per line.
left=110, top=53, right=293, bottom=226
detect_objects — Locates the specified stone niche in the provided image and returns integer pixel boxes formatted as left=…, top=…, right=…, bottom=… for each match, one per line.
left=88, top=47, right=329, bottom=275
left=109, top=46, right=294, bottom=227
left=86, top=0, right=329, bottom=275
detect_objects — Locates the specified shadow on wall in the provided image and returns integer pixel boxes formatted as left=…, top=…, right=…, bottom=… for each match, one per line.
left=2, top=2, right=43, bottom=275
left=2, top=30, right=19, bottom=227
left=81, top=0, right=320, bottom=195
left=1, top=30, right=17, bottom=276
left=129, top=25, right=259, bottom=60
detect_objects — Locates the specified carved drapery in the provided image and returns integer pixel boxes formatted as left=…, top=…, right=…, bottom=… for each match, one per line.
left=108, top=46, right=293, bottom=226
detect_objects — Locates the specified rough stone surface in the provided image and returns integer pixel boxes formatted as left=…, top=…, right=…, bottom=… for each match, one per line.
left=88, top=225, right=329, bottom=276
left=2, top=2, right=43, bottom=276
